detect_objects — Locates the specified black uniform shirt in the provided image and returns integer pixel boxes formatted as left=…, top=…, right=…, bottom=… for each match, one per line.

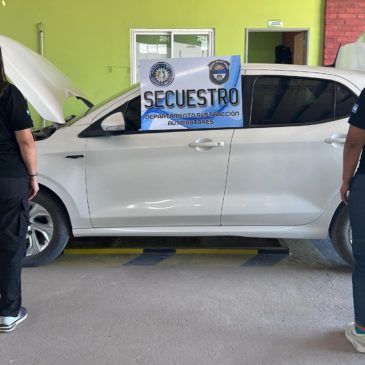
left=0, top=83, right=33, bottom=177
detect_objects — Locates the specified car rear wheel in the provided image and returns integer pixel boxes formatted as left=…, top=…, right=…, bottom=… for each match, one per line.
left=22, top=189, right=70, bottom=267
left=329, top=203, right=354, bottom=266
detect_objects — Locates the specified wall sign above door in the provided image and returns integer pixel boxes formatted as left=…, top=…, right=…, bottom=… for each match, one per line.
left=268, top=20, right=284, bottom=28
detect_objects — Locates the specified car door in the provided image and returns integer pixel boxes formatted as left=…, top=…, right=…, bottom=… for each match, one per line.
left=84, top=94, right=233, bottom=228
left=222, top=71, right=358, bottom=226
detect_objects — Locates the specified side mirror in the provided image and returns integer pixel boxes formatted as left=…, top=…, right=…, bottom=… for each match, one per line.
left=101, top=112, right=126, bottom=132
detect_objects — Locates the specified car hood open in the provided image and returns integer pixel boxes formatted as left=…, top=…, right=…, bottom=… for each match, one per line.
left=0, top=35, right=91, bottom=124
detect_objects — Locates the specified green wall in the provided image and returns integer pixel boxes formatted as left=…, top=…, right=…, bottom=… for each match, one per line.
left=0, top=0, right=325, bottom=126
left=247, top=32, right=283, bottom=63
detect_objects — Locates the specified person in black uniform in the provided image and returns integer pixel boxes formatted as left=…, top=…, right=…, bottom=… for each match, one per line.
left=341, top=88, right=365, bottom=352
left=0, top=47, right=38, bottom=333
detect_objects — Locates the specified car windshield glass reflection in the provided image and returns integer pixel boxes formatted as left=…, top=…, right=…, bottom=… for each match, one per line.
left=84, top=84, right=140, bottom=117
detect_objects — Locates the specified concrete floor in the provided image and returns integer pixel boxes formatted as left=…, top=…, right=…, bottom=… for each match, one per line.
left=1, top=238, right=363, bottom=365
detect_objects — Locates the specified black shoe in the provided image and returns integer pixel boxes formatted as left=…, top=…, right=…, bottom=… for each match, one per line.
left=0, top=307, right=27, bottom=333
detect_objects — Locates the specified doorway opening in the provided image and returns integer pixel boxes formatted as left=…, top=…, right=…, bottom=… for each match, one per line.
left=245, top=29, right=309, bottom=65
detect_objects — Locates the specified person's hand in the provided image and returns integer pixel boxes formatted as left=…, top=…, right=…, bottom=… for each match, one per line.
left=340, top=182, right=350, bottom=204
left=28, top=176, right=39, bottom=200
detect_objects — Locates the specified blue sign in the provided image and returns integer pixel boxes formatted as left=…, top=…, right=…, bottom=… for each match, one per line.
left=140, top=55, right=243, bottom=130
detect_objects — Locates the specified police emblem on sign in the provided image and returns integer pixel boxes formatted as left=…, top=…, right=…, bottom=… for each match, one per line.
left=149, top=62, right=175, bottom=87
left=209, top=60, right=230, bottom=85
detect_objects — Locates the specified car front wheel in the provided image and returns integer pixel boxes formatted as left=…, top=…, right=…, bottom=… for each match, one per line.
left=329, top=203, right=354, bottom=266
left=22, top=189, right=70, bottom=267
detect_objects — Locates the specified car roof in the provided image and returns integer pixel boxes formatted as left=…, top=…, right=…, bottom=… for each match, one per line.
left=242, top=63, right=365, bottom=91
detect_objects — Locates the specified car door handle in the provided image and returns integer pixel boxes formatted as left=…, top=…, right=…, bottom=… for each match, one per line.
left=65, top=154, right=85, bottom=159
left=189, top=141, right=225, bottom=148
left=325, top=137, right=346, bottom=144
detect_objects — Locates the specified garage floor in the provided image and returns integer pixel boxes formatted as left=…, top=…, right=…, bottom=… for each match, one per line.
left=1, top=238, right=362, bottom=364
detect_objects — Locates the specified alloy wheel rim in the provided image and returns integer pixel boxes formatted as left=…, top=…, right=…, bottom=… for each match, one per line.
left=26, top=202, right=54, bottom=257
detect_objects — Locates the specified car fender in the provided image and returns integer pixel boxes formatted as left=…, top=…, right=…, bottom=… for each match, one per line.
left=37, top=175, right=92, bottom=229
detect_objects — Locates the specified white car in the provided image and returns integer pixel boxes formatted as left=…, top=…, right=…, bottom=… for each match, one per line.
left=0, top=36, right=361, bottom=266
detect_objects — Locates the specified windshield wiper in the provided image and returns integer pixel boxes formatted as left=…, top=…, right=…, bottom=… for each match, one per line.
left=65, top=114, right=76, bottom=122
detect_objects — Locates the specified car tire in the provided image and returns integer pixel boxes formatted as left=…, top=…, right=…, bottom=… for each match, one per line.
left=22, top=189, right=70, bottom=267
left=329, top=203, right=354, bottom=266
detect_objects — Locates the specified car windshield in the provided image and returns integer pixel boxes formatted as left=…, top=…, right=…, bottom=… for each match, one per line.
left=86, top=83, right=139, bottom=115
left=64, top=83, right=140, bottom=126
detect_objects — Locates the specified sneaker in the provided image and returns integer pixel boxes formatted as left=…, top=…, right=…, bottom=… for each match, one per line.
left=0, top=307, right=27, bottom=333
left=345, top=322, right=365, bottom=353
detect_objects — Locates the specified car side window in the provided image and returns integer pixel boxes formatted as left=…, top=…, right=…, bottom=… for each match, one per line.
left=250, top=76, right=335, bottom=126
left=124, top=96, right=141, bottom=131
left=335, top=83, right=357, bottom=119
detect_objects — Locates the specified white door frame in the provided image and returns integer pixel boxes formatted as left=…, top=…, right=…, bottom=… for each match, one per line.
left=245, top=28, right=310, bottom=64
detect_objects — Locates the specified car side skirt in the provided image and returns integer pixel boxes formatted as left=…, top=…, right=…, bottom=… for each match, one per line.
left=72, top=220, right=329, bottom=239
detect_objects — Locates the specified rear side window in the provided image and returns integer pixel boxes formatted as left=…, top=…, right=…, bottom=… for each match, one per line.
left=250, top=76, right=334, bottom=126
left=335, top=83, right=357, bottom=119
left=247, top=75, right=357, bottom=127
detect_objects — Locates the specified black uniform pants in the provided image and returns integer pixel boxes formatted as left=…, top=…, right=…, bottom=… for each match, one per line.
left=0, top=177, right=28, bottom=317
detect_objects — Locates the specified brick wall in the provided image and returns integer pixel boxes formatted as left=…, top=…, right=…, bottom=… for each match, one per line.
left=324, top=0, right=365, bottom=65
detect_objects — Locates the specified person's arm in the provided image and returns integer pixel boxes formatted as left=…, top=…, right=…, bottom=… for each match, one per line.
left=340, top=125, right=365, bottom=203
left=15, top=128, right=39, bottom=200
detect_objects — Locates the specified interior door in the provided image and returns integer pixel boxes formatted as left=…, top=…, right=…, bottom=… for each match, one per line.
left=85, top=122, right=233, bottom=228
left=293, top=32, right=306, bottom=65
